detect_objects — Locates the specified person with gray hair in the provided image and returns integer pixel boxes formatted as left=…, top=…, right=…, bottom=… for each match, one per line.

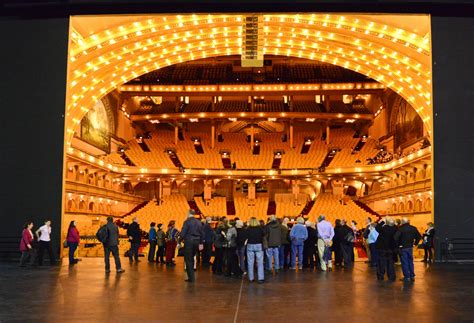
left=317, top=215, right=335, bottom=271
left=289, top=216, right=308, bottom=269
left=394, top=217, right=421, bottom=282
left=375, top=217, right=398, bottom=282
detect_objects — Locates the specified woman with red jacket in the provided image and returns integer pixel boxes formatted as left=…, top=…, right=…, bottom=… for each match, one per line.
left=19, top=221, right=35, bottom=267
left=66, top=220, right=80, bottom=265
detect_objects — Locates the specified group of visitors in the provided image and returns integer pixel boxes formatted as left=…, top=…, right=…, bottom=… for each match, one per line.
left=18, top=212, right=436, bottom=285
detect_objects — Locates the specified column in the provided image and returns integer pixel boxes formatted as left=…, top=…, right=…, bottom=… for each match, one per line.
left=250, top=124, right=254, bottom=150
left=211, top=123, right=215, bottom=149
left=211, top=96, right=216, bottom=112
left=326, top=124, right=330, bottom=145
left=250, top=96, right=254, bottom=112
left=174, top=124, right=179, bottom=145
left=290, top=122, right=294, bottom=149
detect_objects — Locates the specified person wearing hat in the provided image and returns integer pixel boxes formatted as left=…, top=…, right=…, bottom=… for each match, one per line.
left=156, top=223, right=166, bottom=264
left=180, top=209, right=204, bottom=282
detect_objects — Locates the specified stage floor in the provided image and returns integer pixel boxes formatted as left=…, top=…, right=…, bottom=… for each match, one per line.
left=0, top=258, right=473, bottom=322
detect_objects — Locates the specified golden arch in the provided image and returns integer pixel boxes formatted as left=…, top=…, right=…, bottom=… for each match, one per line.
left=66, top=14, right=432, bottom=145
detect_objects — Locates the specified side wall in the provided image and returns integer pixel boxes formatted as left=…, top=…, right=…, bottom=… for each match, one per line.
left=0, top=18, right=68, bottom=258
left=432, top=17, right=474, bottom=258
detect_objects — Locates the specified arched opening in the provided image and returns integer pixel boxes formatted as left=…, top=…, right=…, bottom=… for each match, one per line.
left=414, top=199, right=422, bottom=212
left=398, top=202, right=405, bottom=213
left=88, top=201, right=95, bottom=212
left=407, top=200, right=414, bottom=213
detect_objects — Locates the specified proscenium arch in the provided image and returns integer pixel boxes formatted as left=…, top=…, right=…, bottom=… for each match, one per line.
left=65, top=14, right=432, bottom=146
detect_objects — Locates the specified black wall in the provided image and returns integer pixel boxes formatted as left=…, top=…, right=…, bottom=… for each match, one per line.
left=0, top=9, right=473, bottom=260
left=0, top=19, right=68, bottom=257
left=432, top=17, right=474, bottom=253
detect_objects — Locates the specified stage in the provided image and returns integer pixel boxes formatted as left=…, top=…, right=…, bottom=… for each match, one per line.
left=0, top=258, right=473, bottom=322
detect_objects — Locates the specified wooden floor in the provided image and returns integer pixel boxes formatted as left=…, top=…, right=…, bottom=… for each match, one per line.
left=0, top=258, right=473, bottom=322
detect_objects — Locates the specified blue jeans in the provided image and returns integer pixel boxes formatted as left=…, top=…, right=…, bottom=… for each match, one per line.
left=237, top=246, right=246, bottom=272
left=247, top=243, right=264, bottom=281
left=68, top=242, right=78, bottom=264
left=369, top=243, right=378, bottom=266
left=400, top=247, right=415, bottom=279
left=291, top=240, right=304, bottom=268
left=279, top=245, right=288, bottom=268
left=265, top=247, right=280, bottom=270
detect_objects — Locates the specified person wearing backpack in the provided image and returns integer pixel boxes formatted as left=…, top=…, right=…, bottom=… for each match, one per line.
left=98, top=217, right=124, bottom=274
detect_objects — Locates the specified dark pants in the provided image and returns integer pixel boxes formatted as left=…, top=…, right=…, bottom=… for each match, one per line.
left=148, top=241, right=157, bottom=262
left=333, top=242, right=343, bottom=265
left=423, top=245, right=433, bottom=262
left=341, top=243, right=354, bottom=268
left=184, top=240, right=200, bottom=281
left=369, top=243, right=378, bottom=266
left=377, top=249, right=395, bottom=281
left=38, top=240, right=55, bottom=265
left=225, top=247, right=241, bottom=276
left=202, top=242, right=213, bottom=266
left=212, top=247, right=224, bottom=273
left=165, top=241, right=177, bottom=263
left=68, top=242, right=78, bottom=264
left=303, top=245, right=317, bottom=268
left=104, top=245, right=122, bottom=271
left=19, top=249, right=36, bottom=267
left=400, top=247, right=415, bottom=279
left=156, top=245, right=165, bottom=263
left=129, top=242, right=140, bottom=261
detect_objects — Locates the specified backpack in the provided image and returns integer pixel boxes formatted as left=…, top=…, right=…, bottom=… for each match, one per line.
left=96, top=225, right=109, bottom=244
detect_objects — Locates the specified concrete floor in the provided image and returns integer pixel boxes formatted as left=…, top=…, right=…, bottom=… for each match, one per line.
left=0, top=258, right=473, bottom=322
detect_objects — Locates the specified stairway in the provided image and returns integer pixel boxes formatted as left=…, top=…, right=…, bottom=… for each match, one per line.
left=266, top=201, right=276, bottom=215
left=188, top=200, right=202, bottom=216
left=353, top=200, right=381, bottom=218
left=320, top=148, right=338, bottom=168
left=120, top=153, right=135, bottom=166
left=301, top=200, right=315, bottom=216
left=226, top=201, right=236, bottom=216
left=118, top=201, right=148, bottom=218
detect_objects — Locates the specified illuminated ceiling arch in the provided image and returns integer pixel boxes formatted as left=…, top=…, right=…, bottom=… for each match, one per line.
left=66, top=14, right=432, bottom=146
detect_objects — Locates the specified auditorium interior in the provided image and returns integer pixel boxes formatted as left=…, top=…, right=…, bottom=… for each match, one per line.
left=63, top=13, right=434, bottom=258
left=1, top=6, right=473, bottom=322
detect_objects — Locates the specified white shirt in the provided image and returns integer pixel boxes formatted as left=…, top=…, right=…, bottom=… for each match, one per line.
left=38, top=225, right=51, bottom=242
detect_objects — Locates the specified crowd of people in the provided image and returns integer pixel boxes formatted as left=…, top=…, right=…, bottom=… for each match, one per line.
left=18, top=213, right=436, bottom=284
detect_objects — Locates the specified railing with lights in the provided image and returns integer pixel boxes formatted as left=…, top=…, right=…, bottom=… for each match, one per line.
left=119, top=82, right=385, bottom=93
left=66, top=146, right=431, bottom=178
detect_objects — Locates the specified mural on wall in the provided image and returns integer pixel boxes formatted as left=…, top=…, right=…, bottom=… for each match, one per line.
left=81, top=99, right=110, bottom=152
left=393, top=98, right=423, bottom=149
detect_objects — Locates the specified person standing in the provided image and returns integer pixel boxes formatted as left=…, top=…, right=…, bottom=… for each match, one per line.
left=289, top=217, right=308, bottom=270
left=367, top=222, right=379, bottom=267
left=235, top=220, right=247, bottom=274
left=338, top=219, right=355, bottom=268
left=394, top=218, right=421, bottom=282
left=332, top=219, right=343, bottom=266
left=66, top=220, right=80, bottom=265
left=156, top=223, right=166, bottom=264
left=100, top=217, right=125, bottom=274
left=180, top=209, right=204, bottom=282
left=362, top=217, right=373, bottom=264
left=264, top=215, right=282, bottom=272
left=19, top=221, right=35, bottom=267
left=422, top=222, right=435, bottom=263
left=165, top=220, right=179, bottom=266
left=225, top=220, right=242, bottom=278
left=245, top=217, right=266, bottom=283
left=148, top=222, right=157, bottom=263
left=279, top=217, right=290, bottom=269
left=212, top=221, right=226, bottom=275
left=375, top=217, right=398, bottom=281
left=35, top=220, right=56, bottom=266
left=303, top=220, right=318, bottom=269
left=202, top=217, right=214, bottom=267
left=317, top=215, right=335, bottom=272
left=127, top=217, right=141, bottom=263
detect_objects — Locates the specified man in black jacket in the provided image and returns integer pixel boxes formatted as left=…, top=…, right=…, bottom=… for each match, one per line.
left=180, top=209, right=204, bottom=282
left=394, top=218, right=421, bottom=282
left=338, top=220, right=354, bottom=268
left=103, top=217, right=125, bottom=274
left=127, top=217, right=141, bottom=263
left=375, top=217, right=398, bottom=281
left=265, top=215, right=282, bottom=272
